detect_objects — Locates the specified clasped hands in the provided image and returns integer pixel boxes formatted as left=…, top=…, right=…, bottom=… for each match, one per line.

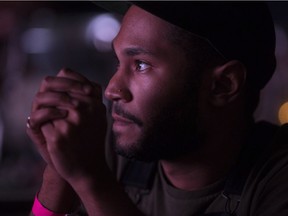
left=26, top=68, right=108, bottom=186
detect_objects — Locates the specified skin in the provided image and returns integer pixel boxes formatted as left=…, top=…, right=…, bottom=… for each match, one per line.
left=105, top=6, right=200, bottom=161
left=27, top=5, right=247, bottom=215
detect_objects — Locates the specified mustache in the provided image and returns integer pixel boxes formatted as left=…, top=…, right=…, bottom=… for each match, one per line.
left=113, top=104, right=143, bottom=127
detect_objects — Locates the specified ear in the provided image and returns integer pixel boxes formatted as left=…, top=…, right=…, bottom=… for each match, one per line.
left=210, top=60, right=246, bottom=106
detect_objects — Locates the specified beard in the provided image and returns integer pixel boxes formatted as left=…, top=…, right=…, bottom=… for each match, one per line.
left=112, top=91, right=200, bottom=162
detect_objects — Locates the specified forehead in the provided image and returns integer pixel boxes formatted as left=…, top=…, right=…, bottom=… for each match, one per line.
left=122, top=5, right=172, bottom=31
left=113, top=5, right=174, bottom=50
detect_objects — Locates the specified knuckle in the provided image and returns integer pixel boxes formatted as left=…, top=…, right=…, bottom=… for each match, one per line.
left=59, top=68, right=75, bottom=78
left=40, top=76, right=54, bottom=92
left=49, top=132, right=61, bottom=144
left=71, top=99, right=80, bottom=108
left=42, top=76, right=52, bottom=85
left=62, top=121, right=69, bottom=130
left=70, top=110, right=81, bottom=125
left=55, top=120, right=72, bottom=135
left=33, top=92, right=44, bottom=109
left=35, top=91, right=43, bottom=100
left=58, top=68, right=69, bottom=76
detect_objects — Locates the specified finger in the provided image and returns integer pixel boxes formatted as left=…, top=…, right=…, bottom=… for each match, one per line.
left=39, top=76, right=93, bottom=95
left=28, top=107, right=68, bottom=130
left=69, top=83, right=103, bottom=102
left=41, top=121, right=64, bottom=155
left=27, top=128, right=52, bottom=164
left=26, top=121, right=54, bottom=165
left=57, top=68, right=89, bottom=82
left=57, top=68, right=103, bottom=98
left=41, top=122, right=56, bottom=143
left=32, top=91, right=99, bottom=115
left=37, top=122, right=55, bottom=164
left=26, top=122, right=46, bottom=145
left=32, top=91, right=76, bottom=112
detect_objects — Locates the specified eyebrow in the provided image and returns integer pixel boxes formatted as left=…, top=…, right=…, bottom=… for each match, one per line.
left=111, top=42, right=156, bottom=57
left=123, top=47, right=154, bottom=56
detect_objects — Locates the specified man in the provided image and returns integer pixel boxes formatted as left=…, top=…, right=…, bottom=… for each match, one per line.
left=26, top=2, right=288, bottom=216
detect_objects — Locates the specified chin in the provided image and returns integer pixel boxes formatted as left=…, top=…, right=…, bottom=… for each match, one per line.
left=112, top=106, right=200, bottom=162
left=113, top=133, right=198, bottom=163
left=113, top=136, right=156, bottom=162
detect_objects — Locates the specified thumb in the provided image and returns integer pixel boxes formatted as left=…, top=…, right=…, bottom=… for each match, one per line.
left=41, top=122, right=58, bottom=153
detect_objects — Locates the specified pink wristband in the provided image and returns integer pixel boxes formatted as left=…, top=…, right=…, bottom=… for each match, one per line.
left=32, top=194, right=67, bottom=216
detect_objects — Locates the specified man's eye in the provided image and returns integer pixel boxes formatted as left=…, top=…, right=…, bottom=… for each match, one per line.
left=135, top=60, right=150, bottom=71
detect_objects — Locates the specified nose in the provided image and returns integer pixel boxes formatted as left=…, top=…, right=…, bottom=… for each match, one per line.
left=104, top=71, right=132, bottom=102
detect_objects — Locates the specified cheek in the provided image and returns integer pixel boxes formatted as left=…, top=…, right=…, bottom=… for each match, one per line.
left=129, top=60, right=191, bottom=123
left=132, top=79, right=186, bottom=122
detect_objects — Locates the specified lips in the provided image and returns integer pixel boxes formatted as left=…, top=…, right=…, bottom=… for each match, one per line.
left=112, top=113, right=135, bottom=128
left=111, top=104, right=143, bottom=127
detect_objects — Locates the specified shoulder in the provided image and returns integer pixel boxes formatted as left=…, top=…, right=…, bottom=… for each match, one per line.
left=241, top=122, right=288, bottom=215
left=252, top=122, right=288, bottom=178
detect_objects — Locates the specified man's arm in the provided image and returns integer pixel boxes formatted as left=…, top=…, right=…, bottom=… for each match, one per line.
left=29, top=166, right=80, bottom=216
left=27, top=69, right=144, bottom=216
left=65, top=161, right=144, bottom=216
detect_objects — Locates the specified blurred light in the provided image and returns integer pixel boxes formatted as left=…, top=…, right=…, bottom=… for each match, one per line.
left=275, top=24, right=288, bottom=58
left=86, top=13, right=120, bottom=52
left=21, top=28, right=54, bottom=54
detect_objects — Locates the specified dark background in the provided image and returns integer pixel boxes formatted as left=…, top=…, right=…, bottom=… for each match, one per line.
left=0, top=1, right=287, bottom=215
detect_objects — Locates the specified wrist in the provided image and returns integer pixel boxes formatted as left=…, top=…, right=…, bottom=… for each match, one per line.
left=32, top=193, right=69, bottom=216
left=69, top=163, right=113, bottom=195
left=38, top=166, right=80, bottom=214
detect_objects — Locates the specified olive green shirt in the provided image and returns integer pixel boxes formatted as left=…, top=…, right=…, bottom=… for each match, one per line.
left=108, top=123, right=288, bottom=216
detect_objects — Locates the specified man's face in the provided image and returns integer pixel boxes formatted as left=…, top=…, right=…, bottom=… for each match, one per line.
left=105, top=6, right=200, bottom=161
